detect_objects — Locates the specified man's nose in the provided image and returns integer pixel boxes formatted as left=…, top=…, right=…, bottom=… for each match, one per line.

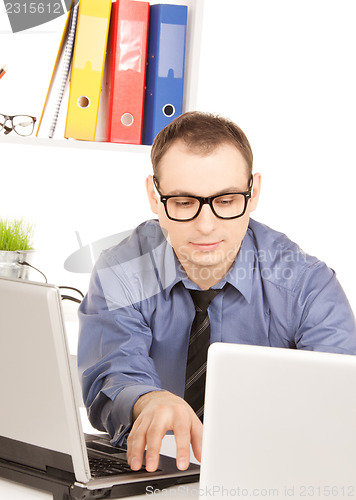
left=194, top=203, right=217, bottom=233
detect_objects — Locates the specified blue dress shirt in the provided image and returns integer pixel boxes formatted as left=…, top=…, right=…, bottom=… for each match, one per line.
left=78, top=218, right=356, bottom=446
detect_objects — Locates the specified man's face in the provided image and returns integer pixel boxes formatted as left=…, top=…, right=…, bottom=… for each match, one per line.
left=146, top=141, right=261, bottom=287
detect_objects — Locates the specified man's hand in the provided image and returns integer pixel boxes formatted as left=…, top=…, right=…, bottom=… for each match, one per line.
left=126, top=390, right=203, bottom=473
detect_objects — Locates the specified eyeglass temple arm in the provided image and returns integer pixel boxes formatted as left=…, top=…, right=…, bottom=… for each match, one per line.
left=249, top=174, right=254, bottom=194
left=3, top=124, right=12, bottom=135
left=152, top=175, right=161, bottom=197
left=18, top=119, right=34, bottom=127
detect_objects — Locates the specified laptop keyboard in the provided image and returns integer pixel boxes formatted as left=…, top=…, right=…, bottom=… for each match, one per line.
left=89, top=455, right=144, bottom=477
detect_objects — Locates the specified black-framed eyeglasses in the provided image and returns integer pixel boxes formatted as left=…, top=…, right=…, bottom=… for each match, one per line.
left=0, top=114, right=37, bottom=137
left=153, top=175, right=253, bottom=222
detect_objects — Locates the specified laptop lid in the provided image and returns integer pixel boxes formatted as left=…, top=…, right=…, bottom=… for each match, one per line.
left=0, top=277, right=90, bottom=483
left=200, top=342, right=356, bottom=498
left=0, top=276, right=199, bottom=495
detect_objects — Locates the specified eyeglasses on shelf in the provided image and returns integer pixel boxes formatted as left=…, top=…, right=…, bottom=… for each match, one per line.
left=0, top=114, right=37, bottom=137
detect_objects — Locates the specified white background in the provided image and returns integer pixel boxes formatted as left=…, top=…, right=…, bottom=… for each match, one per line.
left=0, top=0, right=355, bottom=312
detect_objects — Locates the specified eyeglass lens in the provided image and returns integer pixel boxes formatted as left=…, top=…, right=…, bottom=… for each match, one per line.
left=166, top=193, right=247, bottom=220
left=0, top=114, right=35, bottom=136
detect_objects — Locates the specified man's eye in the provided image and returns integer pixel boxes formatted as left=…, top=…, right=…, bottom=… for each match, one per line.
left=174, top=199, right=195, bottom=208
left=216, top=197, right=234, bottom=206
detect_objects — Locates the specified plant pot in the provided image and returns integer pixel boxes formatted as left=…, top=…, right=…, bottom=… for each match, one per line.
left=0, top=250, right=35, bottom=280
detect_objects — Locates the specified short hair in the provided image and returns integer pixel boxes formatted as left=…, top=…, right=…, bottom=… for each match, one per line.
left=151, top=111, right=253, bottom=180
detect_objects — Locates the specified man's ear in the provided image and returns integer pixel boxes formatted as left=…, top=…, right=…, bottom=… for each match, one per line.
left=249, top=173, right=261, bottom=212
left=146, top=175, right=159, bottom=214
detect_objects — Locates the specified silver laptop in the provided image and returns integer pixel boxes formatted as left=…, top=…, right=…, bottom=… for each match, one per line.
left=200, top=342, right=356, bottom=499
left=0, top=277, right=199, bottom=499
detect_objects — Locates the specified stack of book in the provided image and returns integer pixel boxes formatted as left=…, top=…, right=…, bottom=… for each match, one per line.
left=36, top=0, right=188, bottom=146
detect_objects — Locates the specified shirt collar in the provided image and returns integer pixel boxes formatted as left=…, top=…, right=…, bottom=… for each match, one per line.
left=223, top=226, right=256, bottom=303
left=161, top=244, right=188, bottom=298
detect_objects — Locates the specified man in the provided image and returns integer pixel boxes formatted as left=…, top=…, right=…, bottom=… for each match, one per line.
left=78, top=111, right=356, bottom=474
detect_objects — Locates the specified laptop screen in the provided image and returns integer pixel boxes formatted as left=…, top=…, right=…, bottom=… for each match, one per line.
left=200, top=342, right=356, bottom=498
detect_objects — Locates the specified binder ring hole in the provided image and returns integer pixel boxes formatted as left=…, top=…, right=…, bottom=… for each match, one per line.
left=77, top=96, right=90, bottom=108
left=121, top=113, right=134, bottom=127
left=163, top=104, right=175, bottom=117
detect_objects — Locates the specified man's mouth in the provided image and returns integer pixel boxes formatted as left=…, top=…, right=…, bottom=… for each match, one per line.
left=190, top=241, right=223, bottom=252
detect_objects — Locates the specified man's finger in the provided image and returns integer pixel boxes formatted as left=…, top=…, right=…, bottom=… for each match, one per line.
left=173, top=419, right=192, bottom=470
left=145, top=418, right=170, bottom=472
left=190, top=417, right=203, bottom=463
left=127, top=417, right=149, bottom=470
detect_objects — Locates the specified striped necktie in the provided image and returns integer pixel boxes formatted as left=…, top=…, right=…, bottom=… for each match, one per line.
left=184, top=288, right=222, bottom=421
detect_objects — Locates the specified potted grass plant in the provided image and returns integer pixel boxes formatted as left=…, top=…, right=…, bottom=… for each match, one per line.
left=0, top=217, right=35, bottom=279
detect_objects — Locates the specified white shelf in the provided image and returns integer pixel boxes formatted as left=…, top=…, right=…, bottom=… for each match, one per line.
left=0, top=134, right=151, bottom=154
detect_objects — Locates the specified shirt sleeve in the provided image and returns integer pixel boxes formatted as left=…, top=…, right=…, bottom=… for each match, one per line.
left=291, top=260, right=356, bottom=354
left=77, top=254, right=163, bottom=447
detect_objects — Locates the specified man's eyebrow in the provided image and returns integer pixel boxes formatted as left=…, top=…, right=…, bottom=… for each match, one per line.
left=164, top=186, right=250, bottom=196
